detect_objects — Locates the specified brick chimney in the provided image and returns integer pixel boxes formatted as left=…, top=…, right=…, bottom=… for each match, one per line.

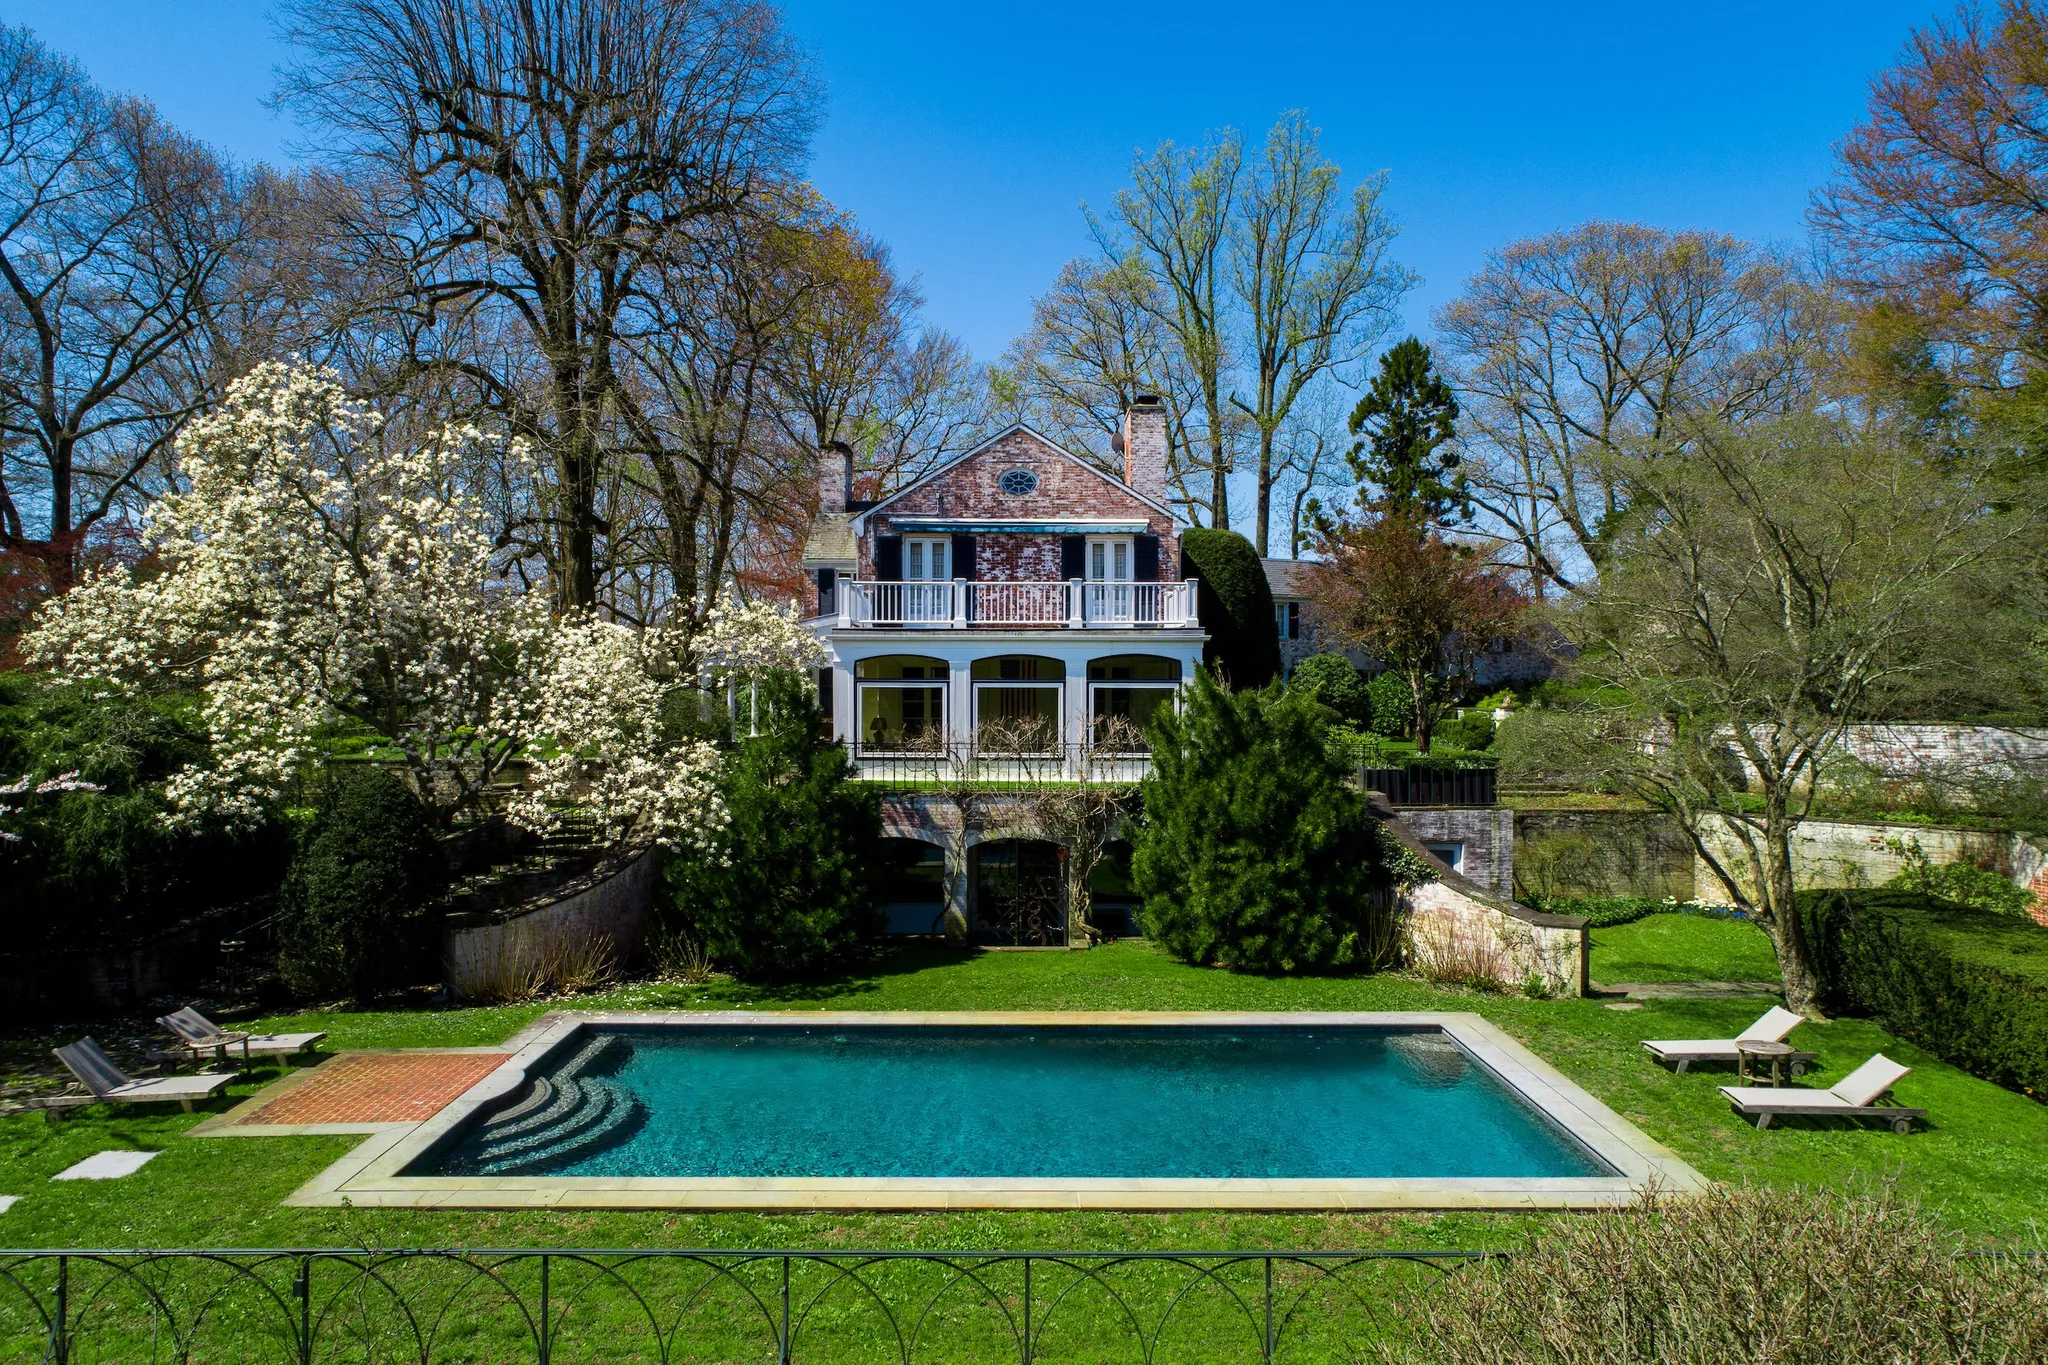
left=1121, top=394, right=1168, bottom=501
left=819, top=440, right=853, bottom=513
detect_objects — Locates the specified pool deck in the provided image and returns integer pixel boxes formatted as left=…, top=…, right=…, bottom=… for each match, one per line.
left=259, top=1011, right=1709, bottom=1211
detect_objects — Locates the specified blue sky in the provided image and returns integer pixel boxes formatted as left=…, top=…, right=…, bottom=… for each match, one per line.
left=3, top=1, right=1944, bottom=359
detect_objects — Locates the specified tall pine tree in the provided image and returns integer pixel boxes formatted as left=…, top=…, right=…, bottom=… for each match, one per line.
left=1346, top=337, right=1465, bottom=524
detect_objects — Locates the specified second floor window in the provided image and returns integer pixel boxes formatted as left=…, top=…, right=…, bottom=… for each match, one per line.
left=1087, top=537, right=1132, bottom=581
left=905, top=537, right=949, bottom=580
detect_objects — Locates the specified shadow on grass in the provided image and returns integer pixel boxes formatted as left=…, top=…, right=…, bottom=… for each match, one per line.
left=688, top=944, right=986, bottom=1005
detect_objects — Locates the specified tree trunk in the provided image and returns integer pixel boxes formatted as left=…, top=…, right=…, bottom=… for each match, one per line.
left=1755, top=792, right=1821, bottom=1014
left=1254, top=427, right=1275, bottom=555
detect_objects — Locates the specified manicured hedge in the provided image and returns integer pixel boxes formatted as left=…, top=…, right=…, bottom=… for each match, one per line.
left=1796, top=889, right=2048, bottom=1099
left=1526, top=895, right=1748, bottom=928
left=1179, top=528, right=1280, bottom=689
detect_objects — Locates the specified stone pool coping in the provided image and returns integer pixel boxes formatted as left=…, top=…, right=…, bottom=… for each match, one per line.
left=285, top=1011, right=1709, bottom=1210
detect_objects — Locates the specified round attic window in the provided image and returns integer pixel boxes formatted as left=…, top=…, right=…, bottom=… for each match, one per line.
left=998, top=468, right=1039, bottom=496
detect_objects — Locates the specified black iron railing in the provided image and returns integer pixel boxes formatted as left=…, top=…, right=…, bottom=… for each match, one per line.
left=0, top=1246, right=1498, bottom=1364
left=1360, top=765, right=1497, bottom=808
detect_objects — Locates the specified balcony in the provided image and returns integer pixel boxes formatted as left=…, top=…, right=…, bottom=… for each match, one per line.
left=837, top=579, right=1200, bottom=629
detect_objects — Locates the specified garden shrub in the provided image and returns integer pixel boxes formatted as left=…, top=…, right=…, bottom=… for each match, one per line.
left=278, top=763, right=441, bottom=1000
left=1522, top=895, right=1751, bottom=928
left=1432, top=709, right=1496, bottom=751
left=1288, top=652, right=1370, bottom=725
left=664, top=673, right=884, bottom=976
left=1131, top=670, right=1391, bottom=972
left=0, top=674, right=289, bottom=952
left=1412, top=1180, right=2048, bottom=1363
left=1178, top=528, right=1280, bottom=689
left=1881, top=836, right=2036, bottom=918
left=1364, top=670, right=1411, bottom=738
left=1796, top=888, right=2048, bottom=1098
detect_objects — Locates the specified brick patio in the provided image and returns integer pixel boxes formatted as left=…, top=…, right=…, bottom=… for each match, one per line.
left=234, top=1052, right=506, bottom=1126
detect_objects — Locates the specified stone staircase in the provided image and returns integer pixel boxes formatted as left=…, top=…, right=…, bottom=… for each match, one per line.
left=454, top=1035, right=644, bottom=1175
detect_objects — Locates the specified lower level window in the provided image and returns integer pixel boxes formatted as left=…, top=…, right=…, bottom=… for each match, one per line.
left=1423, top=842, right=1465, bottom=875
left=859, top=685, right=944, bottom=752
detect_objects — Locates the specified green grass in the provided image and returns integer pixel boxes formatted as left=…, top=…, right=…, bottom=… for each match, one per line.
left=1589, top=913, right=1785, bottom=985
left=1, top=943, right=2044, bottom=1253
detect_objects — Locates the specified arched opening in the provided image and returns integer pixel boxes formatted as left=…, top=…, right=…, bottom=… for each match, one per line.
left=855, top=655, right=948, bottom=754
left=1089, top=838, right=1139, bottom=938
left=1087, top=654, right=1181, bottom=750
left=971, top=838, right=1066, bottom=945
left=971, top=655, right=1065, bottom=754
left=876, top=837, right=948, bottom=935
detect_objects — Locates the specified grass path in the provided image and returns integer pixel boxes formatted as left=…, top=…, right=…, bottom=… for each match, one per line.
left=1, top=943, right=2043, bottom=1250
left=1589, top=914, right=1784, bottom=985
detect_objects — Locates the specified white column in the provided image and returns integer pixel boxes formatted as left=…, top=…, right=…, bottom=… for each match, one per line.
left=950, top=656, right=973, bottom=762
left=1067, top=578, right=1084, bottom=629
left=833, top=663, right=856, bottom=749
left=1064, top=670, right=1090, bottom=780
left=952, top=577, right=968, bottom=628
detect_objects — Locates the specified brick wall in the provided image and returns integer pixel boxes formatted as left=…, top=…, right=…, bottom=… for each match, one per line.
left=861, top=429, right=1179, bottom=579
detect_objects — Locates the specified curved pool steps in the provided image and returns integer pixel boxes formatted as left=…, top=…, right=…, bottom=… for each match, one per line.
left=452, top=1035, right=645, bottom=1174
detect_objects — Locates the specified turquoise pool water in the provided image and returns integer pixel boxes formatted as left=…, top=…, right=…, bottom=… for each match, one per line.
left=420, top=1025, right=1612, bottom=1180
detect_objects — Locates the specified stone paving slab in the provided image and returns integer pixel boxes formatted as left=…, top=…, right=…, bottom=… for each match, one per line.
left=215, top=1051, right=509, bottom=1132
left=1600, top=981, right=1785, bottom=1000
left=54, top=1150, right=159, bottom=1180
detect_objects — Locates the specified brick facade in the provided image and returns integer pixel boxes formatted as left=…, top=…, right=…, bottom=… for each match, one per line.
left=858, top=428, right=1180, bottom=580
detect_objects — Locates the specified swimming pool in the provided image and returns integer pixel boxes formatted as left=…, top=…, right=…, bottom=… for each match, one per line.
left=415, top=1024, right=1609, bottom=1180
left=292, top=1011, right=1707, bottom=1210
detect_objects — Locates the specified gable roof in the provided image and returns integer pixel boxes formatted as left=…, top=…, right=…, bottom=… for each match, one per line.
left=850, top=423, right=1181, bottom=533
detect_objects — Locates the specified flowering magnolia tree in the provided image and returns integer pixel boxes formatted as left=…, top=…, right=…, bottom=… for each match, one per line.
left=26, top=362, right=822, bottom=848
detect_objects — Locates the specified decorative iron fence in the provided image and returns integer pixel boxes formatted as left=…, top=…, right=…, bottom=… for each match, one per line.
left=1359, top=766, right=1497, bottom=808
left=0, top=1246, right=1497, bottom=1364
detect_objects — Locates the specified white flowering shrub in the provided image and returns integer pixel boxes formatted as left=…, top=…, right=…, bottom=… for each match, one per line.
left=26, top=362, right=821, bottom=846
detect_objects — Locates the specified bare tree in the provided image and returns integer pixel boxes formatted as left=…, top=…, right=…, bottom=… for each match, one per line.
left=1095, top=131, right=1242, bottom=526
left=0, top=27, right=252, bottom=588
left=1509, top=415, right=2036, bottom=1011
left=1812, top=2, right=2048, bottom=391
left=1000, top=255, right=1204, bottom=500
left=1435, top=222, right=1819, bottom=592
left=278, top=0, right=820, bottom=612
left=1229, top=112, right=1409, bottom=555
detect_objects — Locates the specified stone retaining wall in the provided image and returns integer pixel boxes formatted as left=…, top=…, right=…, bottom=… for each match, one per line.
left=1693, top=816, right=2048, bottom=925
left=1512, top=808, right=1696, bottom=901
left=1378, top=799, right=1586, bottom=997
left=443, top=840, right=662, bottom=999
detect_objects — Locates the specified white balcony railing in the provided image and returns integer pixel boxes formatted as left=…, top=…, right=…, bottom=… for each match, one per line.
left=839, top=579, right=1199, bottom=629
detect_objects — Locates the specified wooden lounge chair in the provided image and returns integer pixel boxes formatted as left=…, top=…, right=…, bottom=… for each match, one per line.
left=157, top=1007, right=326, bottom=1068
left=53, top=1037, right=234, bottom=1114
left=1641, top=1005, right=1817, bottom=1075
left=1719, top=1053, right=1925, bottom=1133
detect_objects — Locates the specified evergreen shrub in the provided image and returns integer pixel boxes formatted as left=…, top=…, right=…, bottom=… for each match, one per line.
left=1364, top=670, right=1410, bottom=738
left=1796, top=889, right=2048, bottom=1098
left=1288, top=652, right=1370, bottom=725
left=0, top=675, right=289, bottom=951
left=1433, top=710, right=1496, bottom=751
left=1130, top=670, right=1389, bottom=972
left=278, top=763, right=440, bottom=1000
left=1179, top=528, right=1280, bottom=689
left=664, top=673, right=884, bottom=976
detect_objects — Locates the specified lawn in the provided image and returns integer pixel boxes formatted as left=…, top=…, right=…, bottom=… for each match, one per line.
left=1589, top=913, right=1784, bottom=985
left=2, top=941, right=2044, bottom=1256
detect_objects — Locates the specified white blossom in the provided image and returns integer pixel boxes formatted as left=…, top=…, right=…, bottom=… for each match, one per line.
left=25, top=362, right=817, bottom=845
